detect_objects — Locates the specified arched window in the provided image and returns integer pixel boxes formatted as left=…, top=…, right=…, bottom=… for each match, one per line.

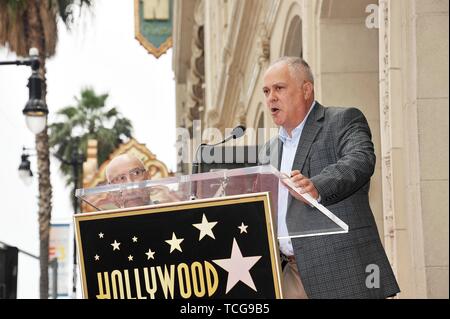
left=284, top=15, right=302, bottom=57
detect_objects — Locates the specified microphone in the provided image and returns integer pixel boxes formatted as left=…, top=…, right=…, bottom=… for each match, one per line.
left=205, top=125, right=246, bottom=149
left=229, top=125, right=246, bottom=140
left=192, top=125, right=246, bottom=173
left=190, top=125, right=246, bottom=199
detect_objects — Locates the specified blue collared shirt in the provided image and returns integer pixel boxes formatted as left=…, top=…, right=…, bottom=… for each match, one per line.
left=277, top=101, right=316, bottom=256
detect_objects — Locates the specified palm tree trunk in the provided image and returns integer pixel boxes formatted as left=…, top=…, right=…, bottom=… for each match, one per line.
left=27, top=0, right=53, bottom=299
left=36, top=128, right=52, bottom=299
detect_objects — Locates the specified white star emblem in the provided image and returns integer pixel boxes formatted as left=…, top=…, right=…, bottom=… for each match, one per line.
left=193, top=214, right=218, bottom=240
left=165, top=232, right=184, bottom=253
left=99, top=232, right=104, bottom=238
left=145, top=249, right=155, bottom=260
left=94, top=254, right=100, bottom=261
left=132, top=236, right=138, bottom=242
left=238, top=222, right=248, bottom=234
left=128, top=255, right=134, bottom=261
left=111, top=240, right=121, bottom=251
left=212, top=238, right=261, bottom=294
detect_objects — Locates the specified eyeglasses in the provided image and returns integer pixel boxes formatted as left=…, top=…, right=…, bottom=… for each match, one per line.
left=110, top=168, right=146, bottom=184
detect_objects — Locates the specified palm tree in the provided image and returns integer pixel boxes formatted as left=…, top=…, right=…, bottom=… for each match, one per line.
left=49, top=87, right=133, bottom=186
left=0, top=0, right=92, bottom=298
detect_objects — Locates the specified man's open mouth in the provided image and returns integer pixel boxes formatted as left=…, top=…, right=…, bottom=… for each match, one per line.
left=271, top=107, right=280, bottom=114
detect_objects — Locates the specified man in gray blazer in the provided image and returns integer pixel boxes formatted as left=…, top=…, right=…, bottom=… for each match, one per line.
left=260, top=57, right=400, bottom=299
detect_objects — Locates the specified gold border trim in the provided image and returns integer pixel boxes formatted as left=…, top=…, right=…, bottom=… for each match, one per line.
left=75, top=192, right=283, bottom=299
left=134, top=0, right=173, bottom=59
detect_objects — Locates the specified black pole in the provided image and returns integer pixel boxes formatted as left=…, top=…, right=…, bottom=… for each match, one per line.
left=40, top=144, right=84, bottom=298
left=49, top=258, right=58, bottom=299
left=72, top=158, right=78, bottom=297
left=71, top=146, right=83, bottom=298
left=0, top=60, right=33, bottom=66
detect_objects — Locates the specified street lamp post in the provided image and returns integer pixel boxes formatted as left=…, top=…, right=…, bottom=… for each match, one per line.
left=2, top=47, right=51, bottom=299
left=18, top=152, right=33, bottom=185
left=0, top=48, right=48, bottom=134
left=66, top=147, right=85, bottom=298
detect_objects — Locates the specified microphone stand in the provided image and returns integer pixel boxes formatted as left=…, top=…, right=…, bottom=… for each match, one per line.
left=190, top=125, right=246, bottom=200
left=190, top=143, right=206, bottom=200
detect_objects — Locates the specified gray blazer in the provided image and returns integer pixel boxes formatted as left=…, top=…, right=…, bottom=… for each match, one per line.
left=259, top=102, right=400, bottom=299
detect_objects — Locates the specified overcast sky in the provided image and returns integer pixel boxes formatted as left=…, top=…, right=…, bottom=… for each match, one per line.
left=0, top=0, right=176, bottom=298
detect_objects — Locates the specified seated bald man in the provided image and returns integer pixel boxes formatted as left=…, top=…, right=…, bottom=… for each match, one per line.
left=105, top=154, right=151, bottom=208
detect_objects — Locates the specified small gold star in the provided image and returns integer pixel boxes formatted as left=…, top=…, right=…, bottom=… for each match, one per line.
left=128, top=255, right=134, bottom=261
left=193, top=214, right=218, bottom=241
left=165, top=233, right=184, bottom=253
left=94, top=255, right=100, bottom=261
left=111, top=240, right=121, bottom=251
left=238, top=222, right=248, bottom=234
left=132, top=236, right=138, bottom=243
left=99, top=233, right=104, bottom=238
left=145, top=249, right=155, bottom=260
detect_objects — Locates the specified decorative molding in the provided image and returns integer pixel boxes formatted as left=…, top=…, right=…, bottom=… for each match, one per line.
left=214, top=0, right=264, bottom=129
left=185, top=21, right=205, bottom=128
left=245, top=63, right=262, bottom=108
left=206, top=108, right=220, bottom=128
left=234, top=102, right=248, bottom=126
left=265, top=0, right=282, bottom=35
left=378, top=0, right=397, bottom=274
left=194, top=0, right=205, bottom=26
left=257, top=23, right=271, bottom=66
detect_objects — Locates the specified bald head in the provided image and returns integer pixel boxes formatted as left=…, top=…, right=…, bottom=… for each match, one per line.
left=106, top=154, right=148, bottom=184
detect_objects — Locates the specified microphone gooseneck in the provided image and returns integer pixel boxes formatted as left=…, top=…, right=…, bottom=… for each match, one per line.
left=190, top=125, right=246, bottom=199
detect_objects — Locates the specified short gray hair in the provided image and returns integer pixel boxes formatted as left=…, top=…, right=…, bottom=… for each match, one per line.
left=271, top=56, right=314, bottom=84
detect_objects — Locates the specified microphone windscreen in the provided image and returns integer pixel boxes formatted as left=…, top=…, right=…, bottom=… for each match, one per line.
left=231, top=125, right=246, bottom=139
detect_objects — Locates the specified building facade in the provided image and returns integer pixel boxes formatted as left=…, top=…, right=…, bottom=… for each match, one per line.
left=172, top=0, right=449, bottom=298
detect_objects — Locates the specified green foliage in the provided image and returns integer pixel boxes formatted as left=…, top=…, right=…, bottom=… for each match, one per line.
left=49, top=87, right=133, bottom=185
left=0, top=0, right=93, bottom=57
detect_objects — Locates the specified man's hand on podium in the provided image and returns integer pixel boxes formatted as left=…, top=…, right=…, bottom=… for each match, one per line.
left=281, top=170, right=319, bottom=205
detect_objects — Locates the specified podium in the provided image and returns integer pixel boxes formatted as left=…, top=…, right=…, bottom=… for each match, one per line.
left=74, top=165, right=347, bottom=299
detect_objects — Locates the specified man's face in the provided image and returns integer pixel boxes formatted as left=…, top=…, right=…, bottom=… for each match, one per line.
left=263, top=63, right=310, bottom=133
left=107, top=156, right=148, bottom=185
left=107, top=155, right=150, bottom=208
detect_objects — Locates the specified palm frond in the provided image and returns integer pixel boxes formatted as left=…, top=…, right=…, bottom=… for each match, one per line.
left=105, top=107, right=118, bottom=119
left=56, top=106, right=78, bottom=119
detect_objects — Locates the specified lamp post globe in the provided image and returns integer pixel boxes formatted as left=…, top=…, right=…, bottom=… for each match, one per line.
left=23, top=100, right=48, bottom=134
left=18, top=153, right=33, bottom=185
left=22, top=47, right=48, bottom=135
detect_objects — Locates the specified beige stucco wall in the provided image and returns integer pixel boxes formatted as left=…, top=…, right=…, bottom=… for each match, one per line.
left=415, top=0, right=449, bottom=299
